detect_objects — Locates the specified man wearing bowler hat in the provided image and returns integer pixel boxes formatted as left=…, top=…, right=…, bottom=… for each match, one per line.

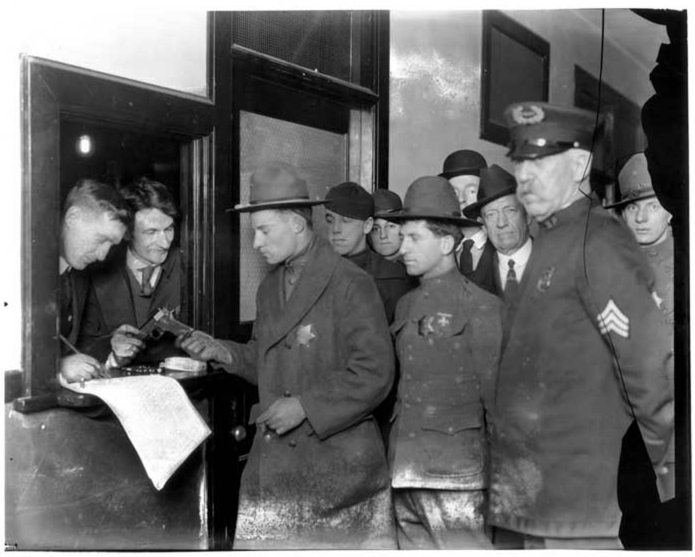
left=178, top=162, right=397, bottom=549
left=464, top=164, right=531, bottom=308
left=487, top=102, right=674, bottom=549
left=325, top=181, right=415, bottom=324
left=386, top=175, right=503, bottom=549
left=439, top=149, right=497, bottom=293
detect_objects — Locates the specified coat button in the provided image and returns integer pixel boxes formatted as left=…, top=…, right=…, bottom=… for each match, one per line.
left=284, top=390, right=291, bottom=397
left=289, top=440, right=297, bottom=448
left=447, top=426, right=454, bottom=433
left=408, top=432, right=416, bottom=438
left=415, top=397, right=422, bottom=403
left=263, top=432, right=273, bottom=443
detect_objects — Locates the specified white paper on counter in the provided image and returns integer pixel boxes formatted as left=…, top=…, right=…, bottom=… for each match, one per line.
left=63, top=374, right=212, bottom=490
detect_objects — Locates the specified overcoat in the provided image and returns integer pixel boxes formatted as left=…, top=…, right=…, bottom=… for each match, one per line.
left=389, top=268, right=502, bottom=490
left=460, top=240, right=497, bottom=294
left=488, top=196, right=674, bottom=539
left=64, top=270, right=89, bottom=350
left=77, top=247, right=183, bottom=363
left=221, top=237, right=396, bottom=549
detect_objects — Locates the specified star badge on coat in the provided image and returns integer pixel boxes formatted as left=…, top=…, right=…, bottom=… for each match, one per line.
left=296, top=324, right=316, bottom=347
left=536, top=266, right=555, bottom=293
left=597, top=299, right=630, bottom=339
left=652, top=290, right=664, bottom=309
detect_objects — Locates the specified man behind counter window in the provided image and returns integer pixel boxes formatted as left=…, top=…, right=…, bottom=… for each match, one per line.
left=77, top=178, right=183, bottom=369
left=487, top=102, right=674, bottom=549
left=59, top=179, right=130, bottom=383
left=176, top=162, right=397, bottom=549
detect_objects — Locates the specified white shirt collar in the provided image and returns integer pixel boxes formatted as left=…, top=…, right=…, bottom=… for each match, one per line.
left=497, top=237, right=533, bottom=269
left=59, top=256, right=71, bottom=275
left=470, top=227, right=488, bottom=249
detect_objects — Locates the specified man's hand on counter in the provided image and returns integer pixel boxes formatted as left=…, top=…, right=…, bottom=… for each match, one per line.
left=177, top=330, right=233, bottom=365
left=59, top=354, right=105, bottom=384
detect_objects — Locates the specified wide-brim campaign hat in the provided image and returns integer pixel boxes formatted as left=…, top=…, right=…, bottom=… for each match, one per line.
left=228, top=162, right=326, bottom=213
left=504, top=102, right=597, bottom=160
left=389, top=176, right=480, bottom=226
left=463, top=164, right=518, bottom=218
left=373, top=189, right=403, bottom=219
left=605, top=153, right=657, bottom=209
left=438, top=149, right=488, bottom=179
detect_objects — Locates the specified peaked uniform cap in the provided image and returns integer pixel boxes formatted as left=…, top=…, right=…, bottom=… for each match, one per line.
left=229, top=162, right=326, bottom=212
left=439, top=149, right=488, bottom=178
left=463, top=165, right=518, bottom=218
left=389, top=176, right=480, bottom=226
left=504, top=102, right=597, bottom=160
left=373, top=189, right=403, bottom=218
left=605, top=153, right=658, bottom=209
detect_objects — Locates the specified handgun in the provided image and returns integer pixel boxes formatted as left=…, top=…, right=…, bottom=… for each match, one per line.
left=138, top=307, right=194, bottom=341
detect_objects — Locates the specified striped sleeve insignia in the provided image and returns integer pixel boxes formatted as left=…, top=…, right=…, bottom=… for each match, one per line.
left=597, top=299, right=630, bottom=338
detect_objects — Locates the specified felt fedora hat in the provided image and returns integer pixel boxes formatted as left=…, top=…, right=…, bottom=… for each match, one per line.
left=463, top=165, right=518, bottom=218
left=389, top=176, right=480, bottom=226
left=325, top=182, right=374, bottom=220
left=605, top=153, right=657, bottom=209
left=228, top=162, right=326, bottom=213
left=438, top=149, right=488, bottom=179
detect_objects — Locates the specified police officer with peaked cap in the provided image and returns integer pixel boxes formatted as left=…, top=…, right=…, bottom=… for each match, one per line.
left=487, top=102, right=674, bottom=549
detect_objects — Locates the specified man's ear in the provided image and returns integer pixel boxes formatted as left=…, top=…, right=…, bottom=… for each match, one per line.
left=362, top=217, right=374, bottom=235
left=64, top=205, right=81, bottom=228
left=290, top=213, right=307, bottom=234
left=571, top=150, right=592, bottom=182
left=440, top=234, right=455, bottom=256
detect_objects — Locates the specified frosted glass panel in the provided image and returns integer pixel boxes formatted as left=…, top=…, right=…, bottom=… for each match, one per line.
left=239, top=111, right=347, bottom=322
left=19, top=12, right=208, bottom=97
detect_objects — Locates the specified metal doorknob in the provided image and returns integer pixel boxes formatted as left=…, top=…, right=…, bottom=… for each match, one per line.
left=231, top=425, right=247, bottom=442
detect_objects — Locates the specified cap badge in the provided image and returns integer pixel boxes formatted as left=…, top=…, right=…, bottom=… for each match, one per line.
left=512, top=104, right=545, bottom=125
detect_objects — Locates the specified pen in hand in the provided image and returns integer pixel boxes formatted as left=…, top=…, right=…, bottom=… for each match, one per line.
left=58, top=334, right=109, bottom=383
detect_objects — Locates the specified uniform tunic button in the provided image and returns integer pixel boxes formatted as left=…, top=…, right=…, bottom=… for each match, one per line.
left=408, top=432, right=416, bottom=438
left=289, top=440, right=297, bottom=448
left=405, top=374, right=412, bottom=380
left=404, top=403, right=411, bottom=409
left=415, top=397, right=422, bottom=403
left=68, top=315, right=73, bottom=322
left=284, top=390, right=291, bottom=397
left=447, top=426, right=454, bottom=433
left=263, top=432, right=273, bottom=443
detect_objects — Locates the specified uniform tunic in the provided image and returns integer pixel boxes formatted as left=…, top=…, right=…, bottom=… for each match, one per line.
left=488, top=195, right=674, bottom=539
left=389, top=267, right=502, bottom=548
left=221, top=237, right=396, bottom=550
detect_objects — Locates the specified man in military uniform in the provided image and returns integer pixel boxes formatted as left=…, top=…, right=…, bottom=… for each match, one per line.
left=178, top=162, right=396, bottom=549
left=464, top=164, right=532, bottom=308
left=607, top=152, right=676, bottom=549
left=487, top=102, right=674, bottom=549
left=439, top=149, right=496, bottom=292
left=387, top=176, right=503, bottom=549
left=325, top=181, right=415, bottom=323
left=59, top=179, right=130, bottom=383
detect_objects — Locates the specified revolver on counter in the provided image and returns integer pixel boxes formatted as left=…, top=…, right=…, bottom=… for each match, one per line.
left=138, top=307, right=194, bottom=341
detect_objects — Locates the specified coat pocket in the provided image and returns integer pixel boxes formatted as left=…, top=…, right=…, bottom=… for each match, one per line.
left=419, top=407, right=485, bottom=478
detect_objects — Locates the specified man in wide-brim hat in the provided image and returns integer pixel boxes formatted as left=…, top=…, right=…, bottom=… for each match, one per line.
left=384, top=175, right=503, bottom=549
left=179, top=161, right=397, bottom=549
left=463, top=164, right=531, bottom=303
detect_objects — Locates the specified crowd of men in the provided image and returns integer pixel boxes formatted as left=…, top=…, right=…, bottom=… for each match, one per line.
left=57, top=101, right=676, bottom=549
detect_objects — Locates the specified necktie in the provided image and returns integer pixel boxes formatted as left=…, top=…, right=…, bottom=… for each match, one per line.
left=458, top=239, right=475, bottom=274
left=504, top=259, right=519, bottom=300
left=140, top=266, right=156, bottom=297
left=60, top=270, right=74, bottom=338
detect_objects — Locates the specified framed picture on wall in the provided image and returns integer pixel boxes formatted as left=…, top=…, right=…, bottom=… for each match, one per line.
left=480, top=11, right=550, bottom=146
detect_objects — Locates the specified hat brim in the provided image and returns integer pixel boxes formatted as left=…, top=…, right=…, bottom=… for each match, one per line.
left=226, top=199, right=327, bottom=213
left=604, top=192, right=657, bottom=210
left=438, top=168, right=481, bottom=179
left=506, top=143, right=571, bottom=160
left=463, top=186, right=517, bottom=219
left=387, top=210, right=480, bottom=227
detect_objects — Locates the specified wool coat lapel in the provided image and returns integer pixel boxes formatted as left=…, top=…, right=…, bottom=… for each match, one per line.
left=261, top=237, right=339, bottom=353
